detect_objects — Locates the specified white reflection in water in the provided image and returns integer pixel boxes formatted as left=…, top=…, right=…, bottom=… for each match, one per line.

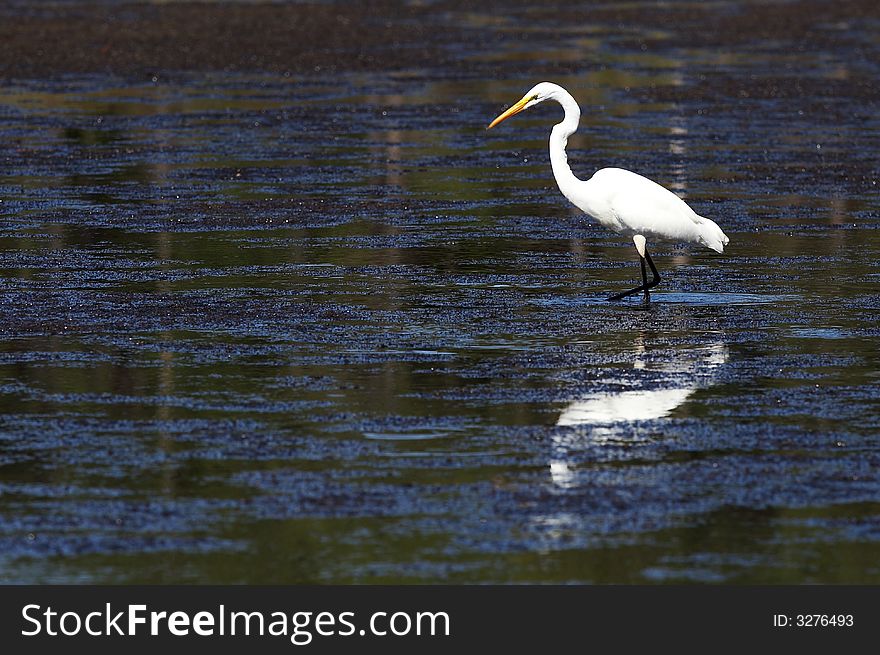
left=550, top=338, right=729, bottom=489
left=557, top=387, right=696, bottom=426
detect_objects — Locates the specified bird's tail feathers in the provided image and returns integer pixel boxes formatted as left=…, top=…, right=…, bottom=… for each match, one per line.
left=696, top=216, right=730, bottom=253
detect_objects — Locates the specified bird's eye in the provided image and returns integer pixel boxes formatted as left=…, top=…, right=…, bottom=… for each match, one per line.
left=532, top=94, right=539, bottom=101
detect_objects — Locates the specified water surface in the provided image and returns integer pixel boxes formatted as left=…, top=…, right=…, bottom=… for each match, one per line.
left=1, top=0, right=879, bottom=583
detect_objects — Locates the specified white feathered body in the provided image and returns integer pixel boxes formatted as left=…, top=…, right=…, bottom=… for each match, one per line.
left=532, top=81, right=729, bottom=255
left=488, top=82, right=730, bottom=256
left=565, top=167, right=730, bottom=253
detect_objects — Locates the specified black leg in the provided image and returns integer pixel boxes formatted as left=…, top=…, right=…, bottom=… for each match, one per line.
left=607, top=250, right=661, bottom=301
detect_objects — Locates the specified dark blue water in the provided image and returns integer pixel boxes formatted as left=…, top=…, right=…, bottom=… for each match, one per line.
left=1, top=0, right=879, bottom=583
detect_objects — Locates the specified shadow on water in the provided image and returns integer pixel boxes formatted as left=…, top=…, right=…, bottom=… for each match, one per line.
left=0, top=0, right=879, bottom=583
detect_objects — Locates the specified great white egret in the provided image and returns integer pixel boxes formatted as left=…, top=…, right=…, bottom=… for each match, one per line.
left=488, top=82, right=729, bottom=302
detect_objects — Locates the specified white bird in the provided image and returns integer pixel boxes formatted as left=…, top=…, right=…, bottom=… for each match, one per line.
left=488, top=81, right=729, bottom=302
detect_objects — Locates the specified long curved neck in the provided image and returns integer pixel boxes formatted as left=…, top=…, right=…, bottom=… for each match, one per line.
left=549, top=89, right=583, bottom=203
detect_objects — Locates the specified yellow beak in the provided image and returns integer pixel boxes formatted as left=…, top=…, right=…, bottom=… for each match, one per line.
left=487, top=95, right=531, bottom=129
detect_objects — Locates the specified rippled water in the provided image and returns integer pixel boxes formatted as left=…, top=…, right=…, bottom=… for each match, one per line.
left=1, top=1, right=879, bottom=583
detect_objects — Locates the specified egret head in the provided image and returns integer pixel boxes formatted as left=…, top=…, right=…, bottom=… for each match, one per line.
left=487, top=82, right=561, bottom=129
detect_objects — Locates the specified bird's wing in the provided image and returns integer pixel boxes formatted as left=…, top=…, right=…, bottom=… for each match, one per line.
left=595, top=168, right=704, bottom=241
